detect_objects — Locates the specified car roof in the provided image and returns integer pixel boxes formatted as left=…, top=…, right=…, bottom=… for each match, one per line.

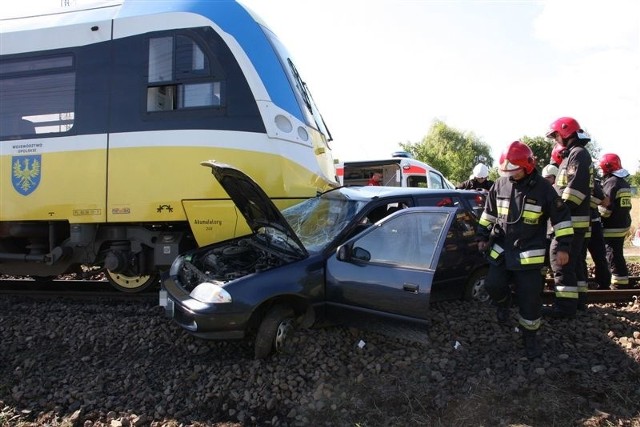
left=329, top=186, right=481, bottom=201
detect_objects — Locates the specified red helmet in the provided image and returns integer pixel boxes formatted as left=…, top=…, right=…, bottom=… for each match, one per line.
left=599, top=153, right=622, bottom=175
left=499, top=141, right=535, bottom=176
left=546, top=117, right=580, bottom=139
left=550, top=143, right=564, bottom=165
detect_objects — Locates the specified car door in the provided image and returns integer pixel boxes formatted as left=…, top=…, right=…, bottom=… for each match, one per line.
left=414, top=195, right=481, bottom=300
left=324, top=207, right=456, bottom=328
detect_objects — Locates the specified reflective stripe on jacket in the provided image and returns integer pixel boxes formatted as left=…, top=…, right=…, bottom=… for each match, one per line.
left=555, top=144, right=593, bottom=231
left=599, top=174, right=632, bottom=237
left=479, top=171, right=573, bottom=270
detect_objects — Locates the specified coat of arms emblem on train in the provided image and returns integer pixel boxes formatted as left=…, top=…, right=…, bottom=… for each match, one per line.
left=12, top=155, right=41, bottom=195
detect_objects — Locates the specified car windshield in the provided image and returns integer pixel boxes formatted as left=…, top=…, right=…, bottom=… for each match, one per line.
left=283, top=192, right=368, bottom=251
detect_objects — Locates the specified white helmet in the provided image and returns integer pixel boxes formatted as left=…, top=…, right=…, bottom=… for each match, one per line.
left=472, top=163, right=489, bottom=179
left=542, top=164, right=558, bottom=178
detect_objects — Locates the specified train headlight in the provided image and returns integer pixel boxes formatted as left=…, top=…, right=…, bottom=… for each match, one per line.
left=189, top=281, right=232, bottom=304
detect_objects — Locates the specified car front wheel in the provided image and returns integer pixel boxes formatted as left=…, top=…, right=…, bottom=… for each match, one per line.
left=465, top=268, right=490, bottom=303
left=254, top=305, right=296, bottom=359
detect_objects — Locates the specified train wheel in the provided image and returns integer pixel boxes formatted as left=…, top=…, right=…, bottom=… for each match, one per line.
left=105, top=271, right=159, bottom=293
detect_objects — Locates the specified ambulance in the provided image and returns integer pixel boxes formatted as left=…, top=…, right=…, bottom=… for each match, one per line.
left=336, top=152, right=455, bottom=189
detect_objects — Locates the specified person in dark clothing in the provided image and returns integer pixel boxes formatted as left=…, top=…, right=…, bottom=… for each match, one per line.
left=457, top=163, right=494, bottom=191
left=598, top=153, right=633, bottom=289
left=586, top=178, right=611, bottom=289
left=542, top=164, right=558, bottom=184
left=478, top=141, right=573, bottom=360
left=544, top=117, right=593, bottom=318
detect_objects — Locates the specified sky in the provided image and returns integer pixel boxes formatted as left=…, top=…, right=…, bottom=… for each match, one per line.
left=3, top=0, right=639, bottom=173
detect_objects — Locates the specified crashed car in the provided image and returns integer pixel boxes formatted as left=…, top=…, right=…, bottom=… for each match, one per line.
left=160, top=161, right=488, bottom=359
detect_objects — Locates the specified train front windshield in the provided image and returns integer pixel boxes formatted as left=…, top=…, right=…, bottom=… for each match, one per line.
left=260, top=27, right=332, bottom=142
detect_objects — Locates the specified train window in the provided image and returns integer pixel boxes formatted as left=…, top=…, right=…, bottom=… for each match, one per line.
left=147, top=35, right=222, bottom=112
left=148, top=37, right=173, bottom=82
left=0, top=55, right=75, bottom=138
left=179, top=82, right=221, bottom=108
left=175, top=35, right=208, bottom=76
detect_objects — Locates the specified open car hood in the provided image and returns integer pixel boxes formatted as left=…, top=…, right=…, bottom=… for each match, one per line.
left=201, top=160, right=308, bottom=257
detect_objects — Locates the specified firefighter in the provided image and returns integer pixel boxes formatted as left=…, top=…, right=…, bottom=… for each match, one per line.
left=457, top=163, right=494, bottom=191
left=598, top=153, right=633, bottom=289
left=478, top=141, right=573, bottom=360
left=586, top=178, right=611, bottom=289
left=544, top=117, right=593, bottom=317
left=542, top=164, right=558, bottom=184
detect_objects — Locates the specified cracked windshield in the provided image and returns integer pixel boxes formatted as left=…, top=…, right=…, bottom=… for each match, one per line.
left=283, top=193, right=368, bottom=252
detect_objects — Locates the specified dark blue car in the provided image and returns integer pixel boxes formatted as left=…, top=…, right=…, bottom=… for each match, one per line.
left=161, top=161, right=488, bottom=358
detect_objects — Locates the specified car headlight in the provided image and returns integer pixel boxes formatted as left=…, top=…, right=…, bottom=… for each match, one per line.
left=189, top=281, right=232, bottom=304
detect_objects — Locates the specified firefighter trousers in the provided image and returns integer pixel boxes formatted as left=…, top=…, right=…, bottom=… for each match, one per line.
left=605, top=237, right=629, bottom=289
left=550, top=231, right=586, bottom=314
left=485, top=265, right=544, bottom=327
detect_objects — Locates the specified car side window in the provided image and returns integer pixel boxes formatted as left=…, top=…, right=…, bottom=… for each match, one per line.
left=451, top=211, right=478, bottom=238
left=416, top=195, right=461, bottom=209
left=364, top=201, right=409, bottom=223
left=352, top=211, right=448, bottom=269
left=465, top=193, right=486, bottom=218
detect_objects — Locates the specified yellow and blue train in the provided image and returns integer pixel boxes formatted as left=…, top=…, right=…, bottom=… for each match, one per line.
left=0, top=0, right=337, bottom=291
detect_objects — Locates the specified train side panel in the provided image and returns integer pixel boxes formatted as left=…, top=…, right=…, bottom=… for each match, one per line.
left=0, top=1, right=336, bottom=290
left=2, top=138, right=107, bottom=224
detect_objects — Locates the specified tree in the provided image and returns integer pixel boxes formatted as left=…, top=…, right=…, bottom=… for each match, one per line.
left=630, top=161, right=640, bottom=188
left=399, top=120, right=493, bottom=185
left=521, top=134, right=602, bottom=172
left=521, top=136, right=550, bottom=172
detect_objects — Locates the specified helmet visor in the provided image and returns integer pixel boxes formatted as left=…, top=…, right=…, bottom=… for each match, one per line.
left=498, top=168, right=524, bottom=178
left=498, top=159, right=523, bottom=177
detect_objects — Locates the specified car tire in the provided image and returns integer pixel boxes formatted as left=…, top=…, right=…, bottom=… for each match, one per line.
left=254, top=305, right=296, bottom=360
left=464, top=268, right=491, bottom=303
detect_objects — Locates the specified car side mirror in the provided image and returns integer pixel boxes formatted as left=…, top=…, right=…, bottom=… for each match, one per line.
left=337, top=244, right=351, bottom=261
left=337, top=244, right=371, bottom=262
left=352, top=247, right=371, bottom=262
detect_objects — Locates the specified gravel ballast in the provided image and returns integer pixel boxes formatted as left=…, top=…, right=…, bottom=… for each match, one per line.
left=1, top=286, right=639, bottom=426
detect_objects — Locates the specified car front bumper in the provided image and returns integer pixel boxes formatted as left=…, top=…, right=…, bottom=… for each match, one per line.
left=160, top=276, right=248, bottom=340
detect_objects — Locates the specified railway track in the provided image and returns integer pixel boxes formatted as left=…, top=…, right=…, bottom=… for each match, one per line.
left=542, top=276, right=640, bottom=304
left=0, top=278, right=159, bottom=301
left=1, top=277, right=638, bottom=304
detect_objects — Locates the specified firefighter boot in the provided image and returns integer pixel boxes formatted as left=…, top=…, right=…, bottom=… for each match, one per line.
left=577, top=291, right=588, bottom=312
left=522, top=329, right=542, bottom=360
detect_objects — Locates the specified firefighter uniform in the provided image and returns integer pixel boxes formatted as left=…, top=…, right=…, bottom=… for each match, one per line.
left=599, top=170, right=632, bottom=289
left=479, top=167, right=573, bottom=358
left=585, top=179, right=610, bottom=289
left=551, top=143, right=593, bottom=313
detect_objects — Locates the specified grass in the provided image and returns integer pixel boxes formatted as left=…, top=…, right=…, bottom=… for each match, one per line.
left=629, top=196, right=639, bottom=244
left=626, top=196, right=640, bottom=263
